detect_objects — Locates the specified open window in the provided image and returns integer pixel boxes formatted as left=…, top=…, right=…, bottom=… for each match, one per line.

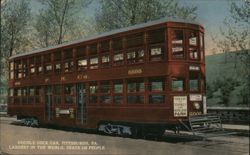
left=127, top=78, right=144, bottom=104
left=149, top=46, right=164, bottom=61
left=35, top=87, right=42, bottom=104
left=113, top=53, right=124, bottom=66
left=188, top=31, right=199, bottom=60
left=22, top=59, right=28, bottom=78
left=53, top=85, right=62, bottom=104
left=76, top=46, right=87, bottom=71
left=55, top=63, right=61, bottom=74
left=45, top=64, right=52, bottom=74
left=148, top=28, right=165, bottom=61
left=89, top=82, right=98, bottom=104
left=127, top=95, right=144, bottom=104
left=172, top=77, right=185, bottom=91
left=64, top=85, right=75, bottom=104
left=77, top=58, right=87, bottom=71
left=171, top=30, right=184, bottom=58
left=113, top=80, right=123, bottom=104
left=21, top=87, right=28, bottom=104
left=44, top=54, right=52, bottom=74
left=14, top=60, right=22, bottom=79
left=149, top=77, right=165, bottom=104
left=13, top=88, right=21, bottom=104
left=113, top=37, right=124, bottom=66
left=127, top=79, right=144, bottom=93
left=36, top=56, right=43, bottom=75
left=149, top=77, right=165, bottom=91
left=101, top=54, right=110, bottom=67
left=89, top=57, right=98, bottom=69
left=29, top=57, right=35, bottom=76
left=100, top=81, right=111, bottom=104
left=64, top=49, right=74, bottom=72
left=189, top=71, right=199, bottom=91
left=54, top=51, right=61, bottom=74
left=127, top=48, right=144, bottom=64
left=64, top=61, right=74, bottom=72
left=8, top=89, right=14, bottom=104
left=99, top=40, right=111, bottom=68
left=149, top=95, right=165, bottom=104
left=28, top=87, right=35, bottom=104
left=125, top=33, right=144, bottom=64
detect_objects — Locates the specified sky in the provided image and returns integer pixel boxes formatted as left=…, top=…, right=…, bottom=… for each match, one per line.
left=178, top=0, right=234, bottom=55
left=30, top=0, right=242, bottom=55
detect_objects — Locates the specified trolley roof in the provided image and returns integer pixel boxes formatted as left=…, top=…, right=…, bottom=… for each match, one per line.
left=9, top=17, right=202, bottom=60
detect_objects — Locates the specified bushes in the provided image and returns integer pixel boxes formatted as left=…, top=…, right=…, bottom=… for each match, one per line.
left=206, top=77, right=240, bottom=106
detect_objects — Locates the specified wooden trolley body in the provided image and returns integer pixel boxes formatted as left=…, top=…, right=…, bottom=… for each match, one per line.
left=8, top=19, right=205, bottom=133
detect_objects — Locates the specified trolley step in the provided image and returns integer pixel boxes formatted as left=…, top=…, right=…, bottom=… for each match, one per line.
left=188, top=114, right=236, bottom=138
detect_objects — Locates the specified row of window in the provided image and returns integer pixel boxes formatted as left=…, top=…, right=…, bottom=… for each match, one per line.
left=9, top=75, right=202, bottom=105
left=9, top=92, right=165, bottom=105
left=171, top=30, right=204, bottom=60
left=10, top=46, right=164, bottom=79
left=9, top=29, right=204, bottom=79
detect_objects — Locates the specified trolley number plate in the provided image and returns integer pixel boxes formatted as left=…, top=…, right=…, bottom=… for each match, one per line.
left=173, top=96, right=187, bottom=117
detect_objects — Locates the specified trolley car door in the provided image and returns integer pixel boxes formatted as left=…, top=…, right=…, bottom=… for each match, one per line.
left=76, top=84, right=87, bottom=124
left=45, top=86, right=53, bottom=121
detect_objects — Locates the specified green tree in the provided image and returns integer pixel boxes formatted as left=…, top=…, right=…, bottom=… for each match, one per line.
left=0, top=0, right=31, bottom=81
left=95, top=0, right=197, bottom=32
left=212, top=0, right=250, bottom=105
left=214, top=77, right=239, bottom=106
left=34, top=0, right=90, bottom=47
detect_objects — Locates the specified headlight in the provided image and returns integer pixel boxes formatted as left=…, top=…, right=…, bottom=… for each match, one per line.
left=193, top=102, right=200, bottom=110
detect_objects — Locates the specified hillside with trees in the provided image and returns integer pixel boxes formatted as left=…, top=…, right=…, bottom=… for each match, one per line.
left=206, top=52, right=249, bottom=107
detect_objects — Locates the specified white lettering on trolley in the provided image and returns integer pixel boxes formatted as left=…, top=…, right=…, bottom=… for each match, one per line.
left=128, top=69, right=142, bottom=75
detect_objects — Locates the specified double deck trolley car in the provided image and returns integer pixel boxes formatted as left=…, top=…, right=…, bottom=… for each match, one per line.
left=8, top=18, right=207, bottom=137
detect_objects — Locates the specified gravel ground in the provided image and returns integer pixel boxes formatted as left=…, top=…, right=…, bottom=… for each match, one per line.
left=0, top=117, right=249, bottom=155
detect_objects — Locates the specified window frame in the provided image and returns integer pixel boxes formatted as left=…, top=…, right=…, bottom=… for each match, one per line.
left=148, top=77, right=166, bottom=104
left=187, top=30, right=199, bottom=60
left=171, top=29, right=185, bottom=59
left=149, top=44, right=165, bottom=62
left=53, top=85, right=62, bottom=104
left=189, top=71, right=200, bottom=92
left=127, top=78, right=145, bottom=104
left=89, top=56, right=99, bottom=69
left=64, top=84, right=76, bottom=104
left=126, top=47, right=145, bottom=65
left=171, top=77, right=185, bottom=92
left=113, top=80, right=124, bottom=104
left=100, top=54, right=111, bottom=68
left=113, top=52, right=124, bottom=66
left=77, top=58, right=88, bottom=71
left=89, top=82, right=98, bottom=104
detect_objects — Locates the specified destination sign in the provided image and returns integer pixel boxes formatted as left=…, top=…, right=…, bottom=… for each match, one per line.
left=189, top=94, right=202, bottom=101
left=189, top=66, right=200, bottom=71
